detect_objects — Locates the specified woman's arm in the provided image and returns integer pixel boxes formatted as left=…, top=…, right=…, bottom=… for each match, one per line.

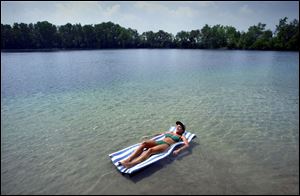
left=173, top=136, right=189, bottom=156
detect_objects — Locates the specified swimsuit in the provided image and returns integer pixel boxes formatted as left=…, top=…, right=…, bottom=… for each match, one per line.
left=155, top=140, right=171, bottom=146
left=164, top=133, right=181, bottom=142
left=155, top=133, right=182, bottom=146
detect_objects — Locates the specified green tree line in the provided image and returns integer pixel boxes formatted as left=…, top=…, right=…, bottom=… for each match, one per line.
left=1, top=17, right=299, bottom=51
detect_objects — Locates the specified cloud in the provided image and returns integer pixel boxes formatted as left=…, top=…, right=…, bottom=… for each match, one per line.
left=134, top=1, right=167, bottom=13
left=169, top=6, right=197, bottom=18
left=131, top=1, right=201, bottom=34
left=105, top=4, right=121, bottom=17
left=134, top=2, right=197, bottom=18
left=192, top=1, right=216, bottom=7
left=51, top=2, right=121, bottom=25
left=54, top=1, right=101, bottom=15
left=239, top=5, right=254, bottom=15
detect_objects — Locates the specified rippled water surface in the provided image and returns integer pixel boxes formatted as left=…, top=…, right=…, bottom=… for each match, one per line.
left=1, top=49, right=299, bottom=194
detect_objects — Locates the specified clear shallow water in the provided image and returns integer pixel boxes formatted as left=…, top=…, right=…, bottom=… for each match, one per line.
left=1, top=49, right=299, bottom=194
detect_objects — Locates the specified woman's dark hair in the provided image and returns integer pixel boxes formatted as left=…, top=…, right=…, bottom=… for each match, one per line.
left=176, top=121, right=186, bottom=134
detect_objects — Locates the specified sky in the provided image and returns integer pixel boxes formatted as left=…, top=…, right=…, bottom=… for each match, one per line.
left=1, top=1, right=299, bottom=35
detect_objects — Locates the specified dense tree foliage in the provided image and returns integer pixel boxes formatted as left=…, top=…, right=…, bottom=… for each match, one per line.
left=1, top=18, right=299, bottom=51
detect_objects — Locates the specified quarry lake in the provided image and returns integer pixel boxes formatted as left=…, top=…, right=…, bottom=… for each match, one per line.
left=1, top=49, right=299, bottom=194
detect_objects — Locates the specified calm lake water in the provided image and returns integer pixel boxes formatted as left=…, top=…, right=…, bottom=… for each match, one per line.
left=1, top=49, right=299, bottom=194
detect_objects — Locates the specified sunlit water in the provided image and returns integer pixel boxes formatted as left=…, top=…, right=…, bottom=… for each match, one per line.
left=1, top=49, right=299, bottom=194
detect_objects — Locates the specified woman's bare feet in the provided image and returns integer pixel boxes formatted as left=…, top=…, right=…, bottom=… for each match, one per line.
left=119, top=160, right=133, bottom=168
left=120, top=159, right=129, bottom=164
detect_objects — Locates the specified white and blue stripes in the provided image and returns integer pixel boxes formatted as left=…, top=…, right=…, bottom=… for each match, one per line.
left=108, top=126, right=196, bottom=174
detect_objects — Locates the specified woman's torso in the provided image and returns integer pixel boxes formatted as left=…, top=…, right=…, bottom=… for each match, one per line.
left=163, top=133, right=182, bottom=144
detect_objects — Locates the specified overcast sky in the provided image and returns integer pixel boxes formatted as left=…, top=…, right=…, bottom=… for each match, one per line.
left=1, top=1, right=299, bottom=35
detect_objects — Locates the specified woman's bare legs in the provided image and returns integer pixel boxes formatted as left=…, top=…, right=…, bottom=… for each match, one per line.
left=121, top=144, right=169, bottom=169
left=120, top=140, right=157, bottom=164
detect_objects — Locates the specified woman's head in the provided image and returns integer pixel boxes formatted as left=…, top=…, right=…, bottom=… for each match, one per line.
left=175, top=121, right=185, bottom=135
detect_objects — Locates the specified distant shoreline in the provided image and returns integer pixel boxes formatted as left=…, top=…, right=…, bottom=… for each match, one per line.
left=2, top=18, right=299, bottom=52
left=1, top=48, right=298, bottom=53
